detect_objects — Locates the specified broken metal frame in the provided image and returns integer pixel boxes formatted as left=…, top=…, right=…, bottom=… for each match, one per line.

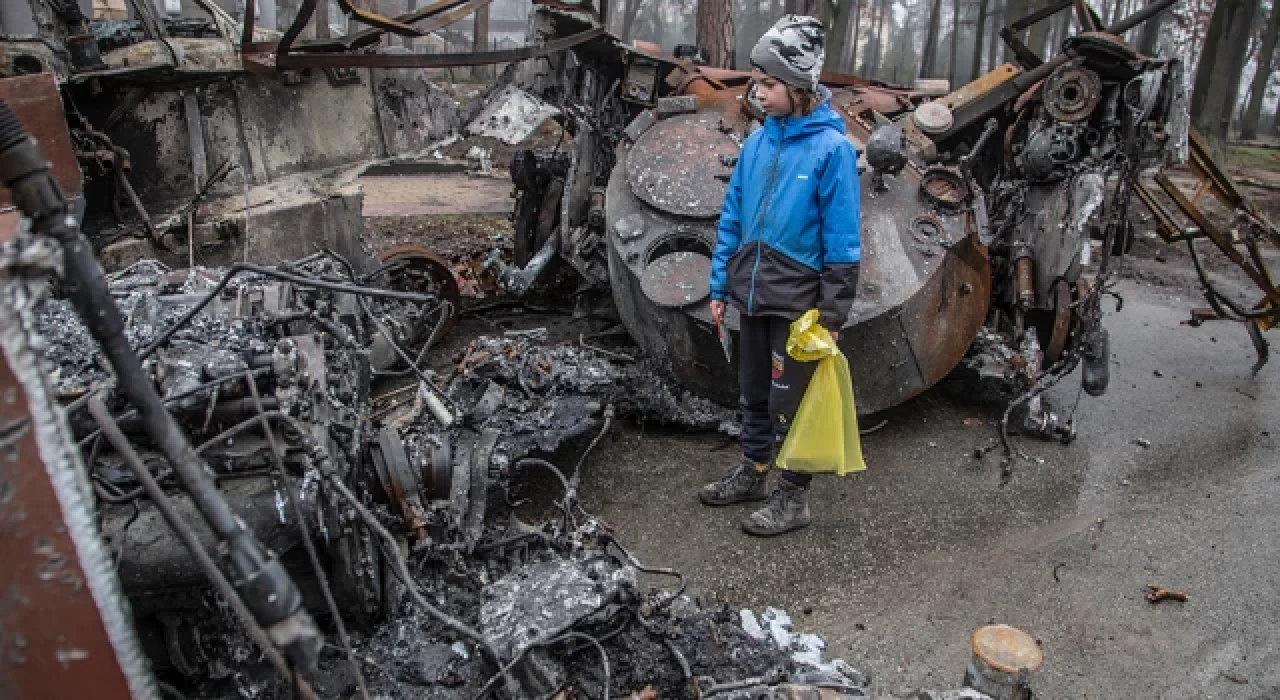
left=240, top=0, right=606, bottom=74
left=1136, top=128, right=1280, bottom=371
left=1000, top=0, right=1106, bottom=69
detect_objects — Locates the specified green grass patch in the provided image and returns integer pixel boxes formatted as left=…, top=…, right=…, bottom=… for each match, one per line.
left=1228, top=143, right=1280, bottom=171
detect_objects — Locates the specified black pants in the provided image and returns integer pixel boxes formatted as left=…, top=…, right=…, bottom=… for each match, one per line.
left=738, top=313, right=817, bottom=487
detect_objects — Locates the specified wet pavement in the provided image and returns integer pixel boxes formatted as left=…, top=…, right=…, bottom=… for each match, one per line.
left=579, top=279, right=1280, bottom=698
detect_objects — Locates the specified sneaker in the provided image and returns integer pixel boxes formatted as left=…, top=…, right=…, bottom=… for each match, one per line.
left=698, top=459, right=769, bottom=506
left=741, top=479, right=811, bottom=536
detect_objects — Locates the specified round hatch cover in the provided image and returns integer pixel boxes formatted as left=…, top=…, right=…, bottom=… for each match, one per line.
left=913, top=101, right=955, bottom=134
left=640, top=251, right=712, bottom=308
left=626, top=113, right=739, bottom=219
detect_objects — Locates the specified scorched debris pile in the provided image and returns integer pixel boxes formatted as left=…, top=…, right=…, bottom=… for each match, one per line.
left=33, top=248, right=884, bottom=697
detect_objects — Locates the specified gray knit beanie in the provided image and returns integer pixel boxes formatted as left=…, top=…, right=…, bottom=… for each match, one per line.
left=749, top=15, right=825, bottom=92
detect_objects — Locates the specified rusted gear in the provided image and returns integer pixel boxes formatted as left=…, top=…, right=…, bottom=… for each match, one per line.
left=376, top=243, right=462, bottom=335
left=1043, top=64, right=1102, bottom=123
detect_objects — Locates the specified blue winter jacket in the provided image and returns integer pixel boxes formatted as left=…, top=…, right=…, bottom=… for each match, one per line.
left=709, top=95, right=862, bottom=327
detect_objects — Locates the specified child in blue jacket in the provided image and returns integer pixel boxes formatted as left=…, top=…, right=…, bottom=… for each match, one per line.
left=701, top=15, right=861, bottom=536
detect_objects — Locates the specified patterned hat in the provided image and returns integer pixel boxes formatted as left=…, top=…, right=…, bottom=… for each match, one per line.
left=749, top=15, right=826, bottom=92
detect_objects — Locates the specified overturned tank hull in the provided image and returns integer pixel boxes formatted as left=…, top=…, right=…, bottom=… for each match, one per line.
left=603, top=93, right=993, bottom=413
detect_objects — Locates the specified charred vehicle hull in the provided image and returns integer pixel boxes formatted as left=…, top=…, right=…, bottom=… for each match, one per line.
left=485, top=0, right=1187, bottom=421
left=603, top=88, right=994, bottom=413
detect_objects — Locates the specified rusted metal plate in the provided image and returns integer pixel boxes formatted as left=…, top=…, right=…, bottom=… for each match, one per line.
left=625, top=112, right=737, bottom=219
left=376, top=243, right=463, bottom=336
left=0, top=342, right=137, bottom=698
left=937, top=63, right=1022, bottom=113
left=639, top=251, right=711, bottom=308
left=0, top=74, right=80, bottom=208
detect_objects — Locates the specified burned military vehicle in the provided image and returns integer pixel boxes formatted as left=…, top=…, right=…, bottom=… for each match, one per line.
left=475, top=0, right=1189, bottom=445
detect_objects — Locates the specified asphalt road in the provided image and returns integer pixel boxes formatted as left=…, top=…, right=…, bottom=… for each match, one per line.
left=579, top=279, right=1280, bottom=699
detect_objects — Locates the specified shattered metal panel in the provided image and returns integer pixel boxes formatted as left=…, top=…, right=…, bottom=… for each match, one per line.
left=465, top=84, right=561, bottom=146
left=479, top=557, right=635, bottom=659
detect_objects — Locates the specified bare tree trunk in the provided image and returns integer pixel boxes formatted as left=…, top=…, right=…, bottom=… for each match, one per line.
left=988, top=0, right=1003, bottom=68
left=697, top=0, right=736, bottom=67
left=785, top=0, right=798, bottom=13
left=1137, top=0, right=1167, bottom=55
left=969, top=0, right=988, bottom=82
left=947, top=0, right=960, bottom=86
left=871, top=0, right=889, bottom=76
left=920, top=0, right=943, bottom=77
left=621, top=0, right=643, bottom=41
left=826, top=0, right=857, bottom=71
left=850, top=0, right=863, bottom=72
left=1242, top=0, right=1280, bottom=141
left=1191, top=0, right=1259, bottom=159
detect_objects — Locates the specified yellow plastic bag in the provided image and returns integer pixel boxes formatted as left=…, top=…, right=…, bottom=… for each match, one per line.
left=774, top=310, right=866, bottom=476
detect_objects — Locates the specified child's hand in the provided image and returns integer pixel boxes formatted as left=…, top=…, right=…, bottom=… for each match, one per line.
left=710, top=300, right=726, bottom=326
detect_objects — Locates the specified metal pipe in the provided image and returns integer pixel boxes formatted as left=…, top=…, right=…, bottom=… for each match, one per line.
left=1106, top=0, right=1178, bottom=36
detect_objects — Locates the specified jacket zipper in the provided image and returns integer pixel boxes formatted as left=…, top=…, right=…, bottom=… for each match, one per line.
left=748, top=120, right=785, bottom=314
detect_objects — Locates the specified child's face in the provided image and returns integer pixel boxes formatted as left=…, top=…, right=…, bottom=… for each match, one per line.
left=752, top=72, right=794, bottom=118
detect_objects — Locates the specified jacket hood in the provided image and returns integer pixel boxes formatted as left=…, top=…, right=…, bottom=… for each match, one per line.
left=762, top=85, right=846, bottom=141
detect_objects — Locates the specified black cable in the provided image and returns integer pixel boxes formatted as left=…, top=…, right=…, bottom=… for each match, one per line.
left=93, top=476, right=145, bottom=504
left=1185, top=237, right=1280, bottom=321
left=514, top=457, right=572, bottom=494
left=996, top=355, right=1080, bottom=481
left=571, top=404, right=613, bottom=488
left=559, top=632, right=611, bottom=700
left=193, top=411, right=287, bottom=455
left=138, top=263, right=436, bottom=360
left=245, top=374, right=370, bottom=700
left=605, top=536, right=686, bottom=604
left=474, top=629, right=611, bottom=700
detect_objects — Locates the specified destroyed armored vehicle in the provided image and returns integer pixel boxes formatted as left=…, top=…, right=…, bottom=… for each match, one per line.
left=473, top=0, right=1187, bottom=439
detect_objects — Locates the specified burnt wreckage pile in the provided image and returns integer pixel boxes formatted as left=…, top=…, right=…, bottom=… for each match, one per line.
left=35, top=252, right=891, bottom=697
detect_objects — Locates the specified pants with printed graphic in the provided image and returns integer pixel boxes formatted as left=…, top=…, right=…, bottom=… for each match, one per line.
left=738, top=313, right=818, bottom=487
